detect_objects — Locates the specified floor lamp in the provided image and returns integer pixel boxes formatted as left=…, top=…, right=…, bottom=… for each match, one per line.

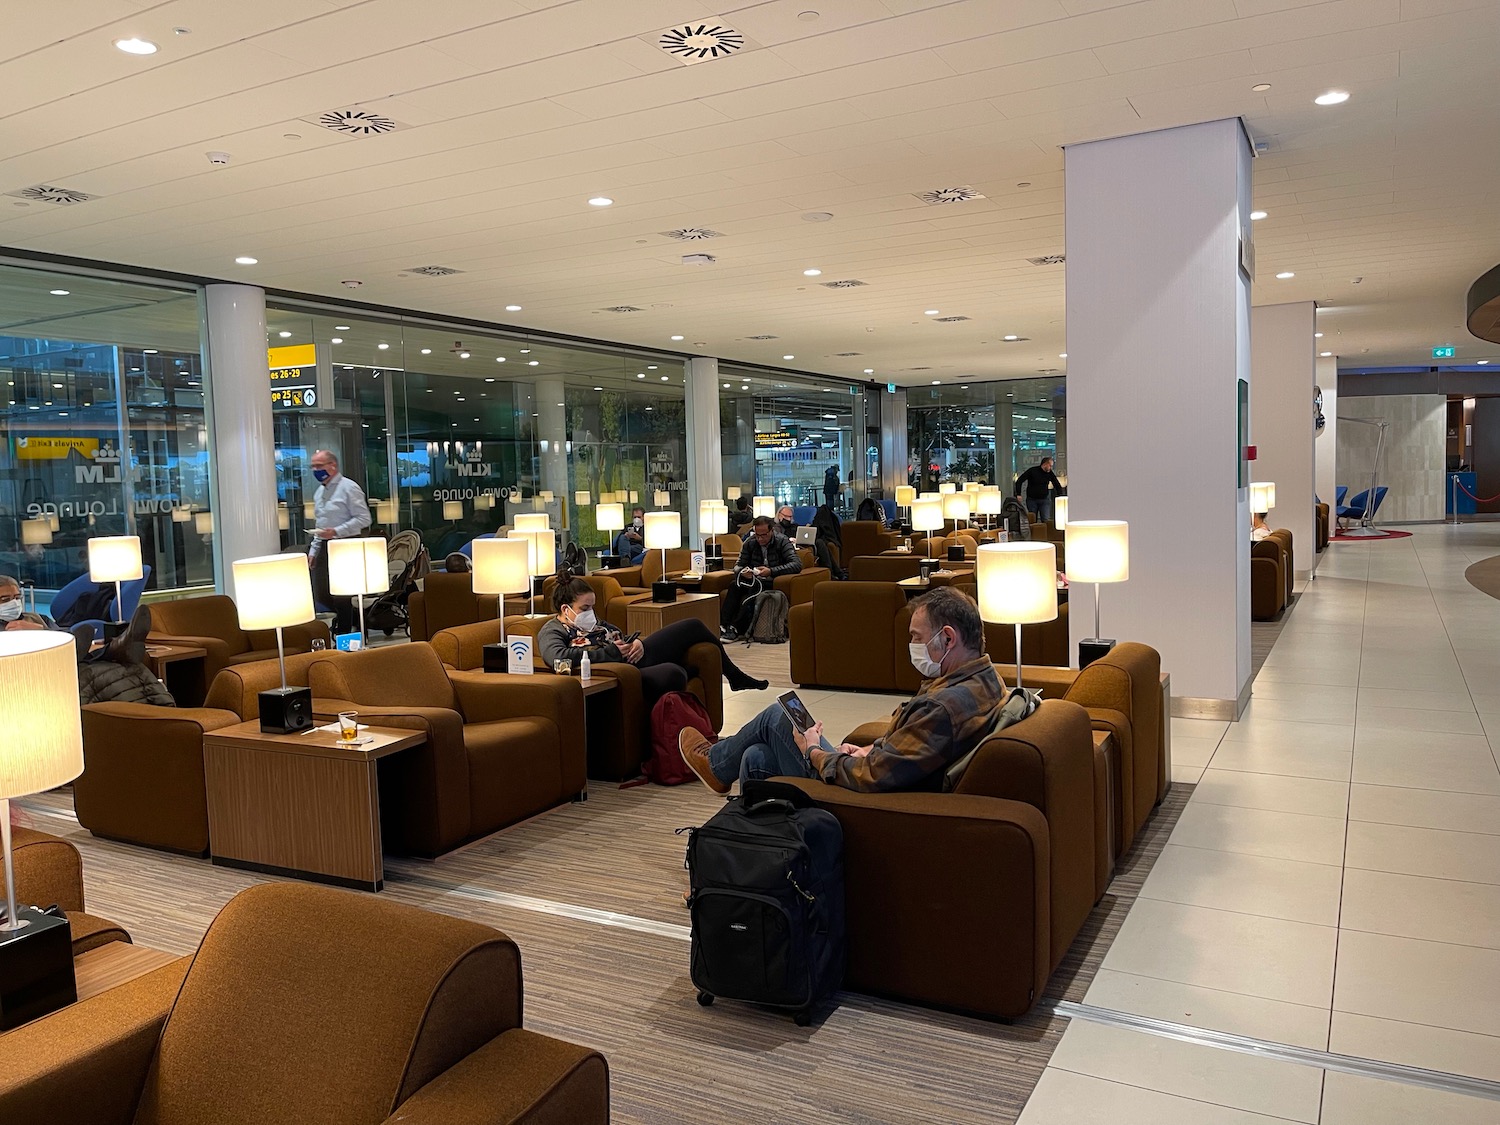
left=1339, top=417, right=1389, bottom=536
left=472, top=537, right=531, bottom=672
left=1065, top=520, right=1130, bottom=669
left=328, top=536, right=387, bottom=645
left=0, top=630, right=84, bottom=1027
left=975, top=542, right=1058, bottom=691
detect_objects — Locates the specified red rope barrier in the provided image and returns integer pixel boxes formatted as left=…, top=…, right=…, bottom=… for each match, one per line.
left=1455, top=479, right=1500, bottom=503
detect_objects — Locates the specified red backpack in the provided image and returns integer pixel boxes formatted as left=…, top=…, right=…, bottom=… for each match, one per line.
left=646, top=691, right=718, bottom=785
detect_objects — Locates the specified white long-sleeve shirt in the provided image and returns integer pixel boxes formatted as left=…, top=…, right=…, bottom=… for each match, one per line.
left=314, top=473, right=371, bottom=539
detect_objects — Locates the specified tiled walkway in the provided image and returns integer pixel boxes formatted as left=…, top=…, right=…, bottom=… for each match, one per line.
left=1018, top=523, right=1500, bottom=1125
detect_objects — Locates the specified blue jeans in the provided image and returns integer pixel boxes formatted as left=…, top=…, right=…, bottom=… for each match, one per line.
left=1024, top=496, right=1053, bottom=524
left=708, top=703, right=833, bottom=789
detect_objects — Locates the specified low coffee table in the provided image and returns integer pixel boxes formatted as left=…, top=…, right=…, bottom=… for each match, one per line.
left=626, top=591, right=720, bottom=637
left=203, top=719, right=426, bottom=891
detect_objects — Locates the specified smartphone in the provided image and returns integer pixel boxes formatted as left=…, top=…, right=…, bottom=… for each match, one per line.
left=777, top=690, right=816, bottom=733
left=621, top=631, right=642, bottom=644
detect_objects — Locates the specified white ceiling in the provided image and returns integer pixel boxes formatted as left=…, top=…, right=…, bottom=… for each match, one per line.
left=2, top=0, right=1498, bottom=384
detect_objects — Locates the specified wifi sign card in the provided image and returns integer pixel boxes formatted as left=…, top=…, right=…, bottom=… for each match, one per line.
left=508, top=635, right=534, bottom=674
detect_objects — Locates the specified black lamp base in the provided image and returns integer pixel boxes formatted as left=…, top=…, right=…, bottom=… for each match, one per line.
left=100, top=620, right=128, bottom=642
left=1079, top=638, right=1116, bottom=669
left=703, top=543, right=724, bottom=572
left=482, top=642, right=509, bottom=674
left=652, top=579, right=678, bottom=603
left=258, top=686, right=313, bottom=733
left=599, top=552, right=621, bottom=571
left=0, top=907, right=76, bottom=1030
left=947, top=544, right=967, bottom=562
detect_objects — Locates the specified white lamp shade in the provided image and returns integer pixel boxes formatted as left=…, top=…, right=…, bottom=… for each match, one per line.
left=1249, top=481, right=1276, bottom=512
left=939, top=482, right=957, bottom=494
left=644, top=511, right=681, bottom=551
left=277, top=508, right=290, bottom=530
left=194, top=511, right=214, bottom=535
left=0, top=631, right=83, bottom=798
left=596, top=503, right=625, bottom=533
left=171, top=506, right=192, bottom=523
left=975, top=542, right=1058, bottom=625
left=1053, top=496, right=1069, bottom=530
left=976, top=491, right=1005, bottom=515
left=509, top=528, right=555, bottom=576
left=574, top=490, right=591, bottom=506
left=443, top=500, right=463, bottom=520
left=47, top=513, right=60, bottom=532
left=473, top=493, right=494, bottom=511
left=942, top=492, right=971, bottom=521
left=1066, top=520, right=1130, bottom=584
left=628, top=491, right=640, bottom=504
left=752, top=495, right=775, bottom=519
left=472, top=536, right=532, bottom=596
left=328, top=536, right=388, bottom=596
left=653, top=490, right=670, bottom=507
left=21, top=518, right=53, bottom=545
left=699, top=500, right=729, bottom=537
left=514, top=512, right=550, bottom=532
left=910, top=497, right=944, bottom=533
left=231, top=553, right=316, bottom=630
left=725, top=486, right=742, bottom=500
left=895, top=486, right=916, bottom=506
left=964, top=482, right=982, bottom=496
left=539, top=491, right=554, bottom=503
left=303, top=501, right=316, bottom=520
left=88, top=535, right=143, bottom=583
left=375, top=498, right=398, bottom=523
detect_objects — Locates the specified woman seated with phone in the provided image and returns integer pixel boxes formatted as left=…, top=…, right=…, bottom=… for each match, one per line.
left=537, top=578, right=769, bottom=709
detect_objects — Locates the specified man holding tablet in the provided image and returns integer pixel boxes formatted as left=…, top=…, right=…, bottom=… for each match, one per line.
left=681, top=587, right=1005, bottom=793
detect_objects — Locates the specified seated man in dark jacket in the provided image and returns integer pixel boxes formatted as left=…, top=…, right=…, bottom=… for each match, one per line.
left=719, top=516, right=801, bottom=639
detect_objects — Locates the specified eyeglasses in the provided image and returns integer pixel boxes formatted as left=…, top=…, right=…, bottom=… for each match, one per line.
left=0, top=591, right=22, bottom=605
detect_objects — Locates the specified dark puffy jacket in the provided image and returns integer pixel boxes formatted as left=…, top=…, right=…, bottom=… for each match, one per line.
left=78, top=661, right=174, bottom=707
left=735, top=532, right=802, bottom=578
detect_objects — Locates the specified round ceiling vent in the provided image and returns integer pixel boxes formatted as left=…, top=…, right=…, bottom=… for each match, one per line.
left=316, top=108, right=400, bottom=136
left=658, top=24, right=745, bottom=61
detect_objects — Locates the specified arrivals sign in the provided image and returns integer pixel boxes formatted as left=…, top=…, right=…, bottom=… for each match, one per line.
left=268, top=343, right=317, bottom=409
left=15, top=436, right=100, bottom=460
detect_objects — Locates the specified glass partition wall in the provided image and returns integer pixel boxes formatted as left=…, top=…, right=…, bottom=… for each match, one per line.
left=906, top=377, right=1067, bottom=493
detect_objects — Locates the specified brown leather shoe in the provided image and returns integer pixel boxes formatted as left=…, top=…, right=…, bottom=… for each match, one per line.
left=679, top=728, right=728, bottom=795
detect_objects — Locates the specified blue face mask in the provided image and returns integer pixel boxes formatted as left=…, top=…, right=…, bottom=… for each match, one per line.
left=312, top=468, right=331, bottom=484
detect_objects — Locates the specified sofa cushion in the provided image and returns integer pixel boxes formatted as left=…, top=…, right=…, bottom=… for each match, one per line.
left=149, top=595, right=250, bottom=656
left=307, top=643, right=459, bottom=712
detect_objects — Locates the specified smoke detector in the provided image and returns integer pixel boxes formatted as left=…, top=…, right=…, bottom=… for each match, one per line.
left=914, top=186, right=985, bottom=206
left=340, top=279, right=363, bottom=289
left=681, top=253, right=717, bottom=266
left=5, top=184, right=99, bottom=206
left=205, top=151, right=232, bottom=166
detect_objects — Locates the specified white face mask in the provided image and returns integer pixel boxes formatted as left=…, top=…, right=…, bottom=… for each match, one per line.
left=571, top=608, right=597, bottom=632
left=0, top=599, right=21, bottom=622
left=908, top=630, right=948, bottom=678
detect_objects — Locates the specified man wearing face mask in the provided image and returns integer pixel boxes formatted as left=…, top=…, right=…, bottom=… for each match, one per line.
left=720, top=515, right=801, bottom=640
left=613, top=507, right=647, bottom=565
left=0, top=575, right=50, bottom=631
left=682, top=587, right=1004, bottom=793
left=307, top=449, right=371, bottom=634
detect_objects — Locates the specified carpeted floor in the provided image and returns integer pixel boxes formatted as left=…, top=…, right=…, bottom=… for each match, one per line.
left=1464, top=553, right=1500, bottom=600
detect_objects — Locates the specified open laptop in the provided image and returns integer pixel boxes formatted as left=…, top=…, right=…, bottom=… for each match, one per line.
left=795, top=526, right=819, bottom=546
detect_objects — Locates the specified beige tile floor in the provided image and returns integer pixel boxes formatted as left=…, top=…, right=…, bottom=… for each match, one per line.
left=1019, top=523, right=1500, bottom=1123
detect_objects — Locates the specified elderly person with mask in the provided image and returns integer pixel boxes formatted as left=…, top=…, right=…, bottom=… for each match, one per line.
left=0, top=574, right=49, bottom=631
left=307, top=449, right=372, bottom=634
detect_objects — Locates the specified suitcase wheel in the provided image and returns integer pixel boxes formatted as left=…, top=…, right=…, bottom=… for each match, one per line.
left=697, top=991, right=714, bottom=1007
left=794, top=1009, right=811, bottom=1027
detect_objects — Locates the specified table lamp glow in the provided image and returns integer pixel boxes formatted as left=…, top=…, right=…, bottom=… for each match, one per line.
left=976, top=489, right=1004, bottom=531
left=1249, top=481, right=1276, bottom=514
left=975, top=541, right=1057, bottom=691
left=895, top=485, right=915, bottom=530
left=752, top=495, right=775, bottom=519
left=514, top=512, right=550, bottom=532
left=574, top=490, right=591, bottom=507
left=327, top=536, right=387, bottom=643
left=232, top=553, right=317, bottom=732
left=699, top=500, right=729, bottom=570
left=194, top=511, right=214, bottom=536
left=911, top=497, right=944, bottom=558
left=375, top=498, right=398, bottom=525
left=443, top=500, right=463, bottom=521
left=596, top=502, right=625, bottom=568
left=653, top=490, right=671, bottom=508
left=725, top=486, right=742, bottom=501
left=644, top=510, right=681, bottom=603
left=472, top=536, right=531, bottom=672
left=87, top=535, right=142, bottom=638
left=508, top=528, right=556, bottom=616
left=1053, top=496, right=1069, bottom=532
left=1065, top=520, right=1129, bottom=668
left=20, top=518, right=51, bottom=546
left=939, top=481, right=957, bottom=494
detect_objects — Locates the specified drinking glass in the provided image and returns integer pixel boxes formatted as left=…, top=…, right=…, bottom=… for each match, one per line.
left=311, top=638, right=327, bottom=651
left=337, top=711, right=358, bottom=742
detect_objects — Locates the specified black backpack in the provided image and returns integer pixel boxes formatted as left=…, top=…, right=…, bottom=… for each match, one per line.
left=685, top=780, right=845, bottom=1025
left=1000, top=498, right=1032, bottom=541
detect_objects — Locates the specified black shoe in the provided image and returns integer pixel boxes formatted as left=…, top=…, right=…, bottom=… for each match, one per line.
left=720, top=626, right=738, bottom=641
left=105, top=605, right=152, bottom=666
left=730, top=676, right=769, bottom=693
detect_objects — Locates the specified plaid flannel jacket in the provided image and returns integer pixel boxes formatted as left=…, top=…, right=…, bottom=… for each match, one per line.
left=808, top=655, right=1006, bottom=792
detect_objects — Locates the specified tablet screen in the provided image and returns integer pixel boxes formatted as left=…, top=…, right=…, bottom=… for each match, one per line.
left=777, top=690, right=815, bottom=732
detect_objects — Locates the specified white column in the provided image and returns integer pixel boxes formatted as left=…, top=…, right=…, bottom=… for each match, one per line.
left=1065, top=118, right=1254, bottom=719
left=537, top=375, right=568, bottom=523
left=203, top=284, right=279, bottom=598
left=1314, top=356, right=1338, bottom=523
left=684, top=357, right=721, bottom=527
left=1251, top=302, right=1316, bottom=580
left=880, top=387, right=908, bottom=497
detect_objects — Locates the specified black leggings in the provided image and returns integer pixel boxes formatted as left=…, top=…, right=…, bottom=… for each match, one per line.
left=638, top=618, right=761, bottom=692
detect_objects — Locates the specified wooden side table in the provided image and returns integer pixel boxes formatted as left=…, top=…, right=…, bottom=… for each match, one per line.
left=203, top=719, right=426, bottom=891
left=625, top=592, right=719, bottom=637
left=73, top=942, right=183, bottom=1003
left=148, top=644, right=208, bottom=706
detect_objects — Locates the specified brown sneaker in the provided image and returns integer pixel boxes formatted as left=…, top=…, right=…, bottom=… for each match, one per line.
left=679, top=728, right=728, bottom=795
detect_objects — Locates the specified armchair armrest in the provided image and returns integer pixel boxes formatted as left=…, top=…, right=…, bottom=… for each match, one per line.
left=697, top=571, right=736, bottom=596
left=84, top=701, right=243, bottom=731
left=594, top=564, right=643, bottom=588
left=451, top=674, right=586, bottom=794
left=8, top=827, right=84, bottom=913
left=774, top=566, right=829, bottom=607
left=0, top=958, right=189, bottom=1125
left=146, top=632, right=235, bottom=668
left=280, top=620, right=334, bottom=651
left=382, top=1029, right=608, bottom=1125
left=991, top=664, right=1078, bottom=700
left=841, top=720, right=891, bottom=747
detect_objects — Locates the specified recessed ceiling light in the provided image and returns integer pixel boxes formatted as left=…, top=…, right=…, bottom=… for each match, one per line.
left=722, top=382, right=730, bottom=388
left=278, top=331, right=292, bottom=338
left=528, top=360, right=539, bottom=366
left=660, top=375, right=669, bottom=381
left=420, top=348, right=432, bottom=355
left=334, top=325, right=350, bottom=331
left=52, top=382, right=63, bottom=389
left=1320, top=351, right=1333, bottom=357
left=1314, top=332, right=1324, bottom=338
left=1478, top=360, right=1490, bottom=365
left=459, top=352, right=470, bottom=359
left=1250, top=210, right=1268, bottom=221
left=1314, top=90, right=1349, bottom=106
left=588, top=196, right=613, bottom=207
left=114, top=37, right=158, bottom=55
left=505, top=304, right=522, bottom=311
left=864, top=368, right=874, bottom=374
left=925, top=309, right=940, bottom=316
left=783, top=355, right=795, bottom=360
left=670, top=335, right=684, bottom=341
left=1003, top=334, right=1019, bottom=341
left=647, top=365, right=658, bottom=370
left=1276, top=271, right=1295, bottom=279
left=49, top=289, right=69, bottom=296
left=741, top=385, right=749, bottom=390
left=486, top=377, right=496, bottom=383
left=803, top=268, right=822, bottom=277
left=495, top=357, right=506, bottom=363
left=234, top=256, right=257, bottom=265
left=377, top=342, right=390, bottom=349
left=1059, top=353, right=1067, bottom=359
left=1251, top=83, right=1272, bottom=92
left=595, top=386, right=604, bottom=391
left=637, top=373, right=645, bottom=379
left=330, top=337, right=343, bottom=344
left=142, top=348, right=157, bottom=354
left=931, top=380, right=940, bottom=385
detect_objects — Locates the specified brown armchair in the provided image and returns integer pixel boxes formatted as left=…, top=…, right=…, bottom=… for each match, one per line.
left=0, top=882, right=608, bottom=1125
left=408, top=571, right=504, bottom=641
left=1251, top=538, right=1287, bottom=620
left=839, top=520, right=900, bottom=562
left=75, top=651, right=331, bottom=855
left=1269, top=528, right=1295, bottom=600
left=538, top=573, right=636, bottom=630
left=780, top=699, right=1101, bottom=1019
left=307, top=643, right=587, bottom=856
left=697, top=546, right=830, bottom=608
left=848, top=554, right=923, bottom=582
left=4, top=825, right=129, bottom=955
left=995, top=641, right=1165, bottom=859
left=147, top=594, right=330, bottom=694
left=1316, top=501, right=1330, bottom=552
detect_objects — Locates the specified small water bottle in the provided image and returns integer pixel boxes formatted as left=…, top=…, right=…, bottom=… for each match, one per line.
left=579, top=651, right=591, bottom=683
left=903, top=536, right=911, bottom=552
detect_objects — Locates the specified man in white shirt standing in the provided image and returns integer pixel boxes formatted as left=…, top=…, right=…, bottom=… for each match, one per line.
left=308, top=449, right=371, bottom=634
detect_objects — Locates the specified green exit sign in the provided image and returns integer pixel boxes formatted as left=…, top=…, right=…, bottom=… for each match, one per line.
left=1433, top=346, right=1456, bottom=359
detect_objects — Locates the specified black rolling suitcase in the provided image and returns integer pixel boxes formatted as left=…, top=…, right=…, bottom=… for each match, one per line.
left=685, top=780, right=845, bottom=1025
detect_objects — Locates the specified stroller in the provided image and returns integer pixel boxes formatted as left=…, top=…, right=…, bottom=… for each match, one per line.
left=364, top=530, right=429, bottom=636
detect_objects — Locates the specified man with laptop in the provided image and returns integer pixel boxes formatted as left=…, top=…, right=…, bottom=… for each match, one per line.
left=684, top=587, right=1006, bottom=792
left=777, top=505, right=845, bottom=580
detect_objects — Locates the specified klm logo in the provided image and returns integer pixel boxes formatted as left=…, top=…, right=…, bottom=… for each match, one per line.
left=76, top=441, right=123, bottom=484
left=456, top=447, right=492, bottom=478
